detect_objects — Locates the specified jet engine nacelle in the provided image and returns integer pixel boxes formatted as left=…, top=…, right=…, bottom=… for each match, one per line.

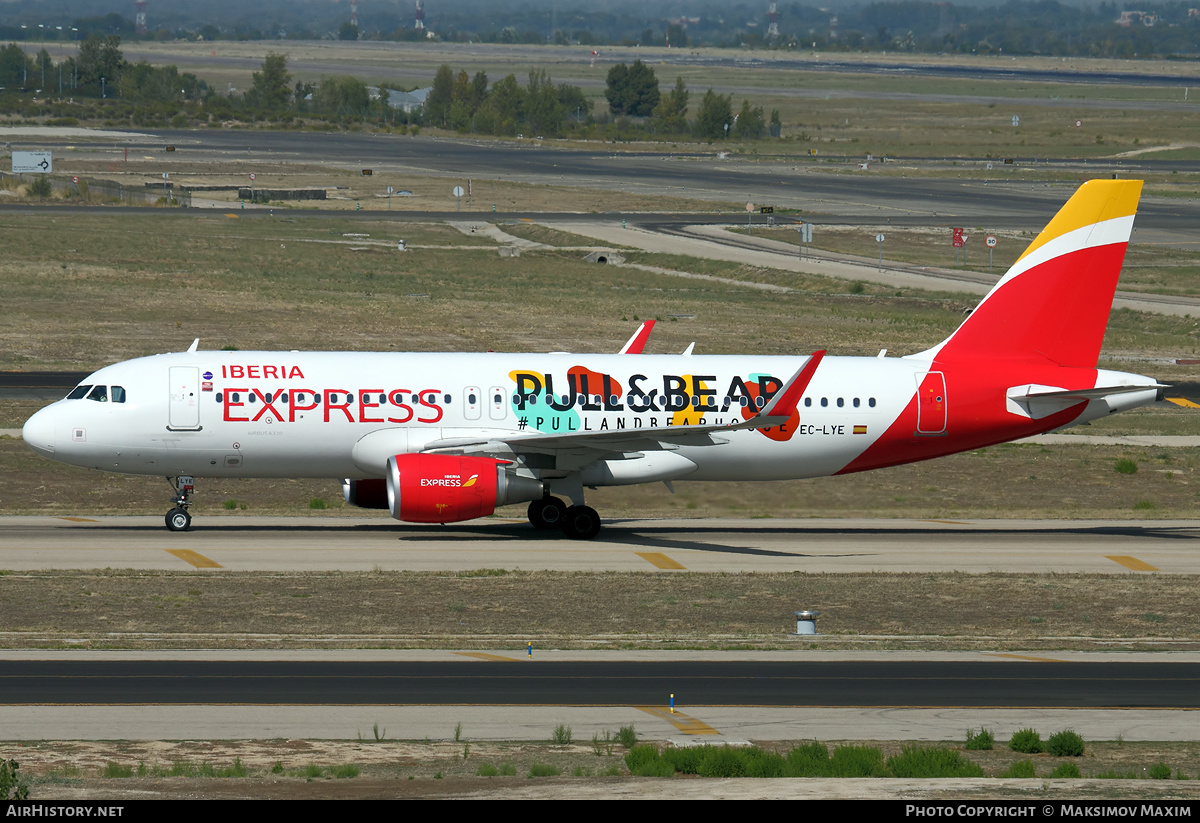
left=342, top=478, right=389, bottom=509
left=385, top=453, right=543, bottom=524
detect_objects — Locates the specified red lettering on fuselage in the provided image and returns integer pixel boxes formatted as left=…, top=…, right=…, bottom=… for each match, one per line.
left=289, top=389, right=318, bottom=422
left=417, top=390, right=443, bottom=423
left=251, top=388, right=285, bottom=422
left=359, top=389, right=385, bottom=424
left=223, top=388, right=249, bottom=422
left=221, top=365, right=306, bottom=379
left=324, top=389, right=354, bottom=422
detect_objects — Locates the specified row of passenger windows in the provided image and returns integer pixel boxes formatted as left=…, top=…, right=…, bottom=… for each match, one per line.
left=208, top=391, right=883, bottom=410
left=513, top=394, right=877, bottom=409
left=66, top=385, right=127, bottom=403
left=805, top=397, right=877, bottom=408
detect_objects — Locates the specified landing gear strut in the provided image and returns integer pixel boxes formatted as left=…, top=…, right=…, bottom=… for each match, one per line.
left=165, top=475, right=194, bottom=532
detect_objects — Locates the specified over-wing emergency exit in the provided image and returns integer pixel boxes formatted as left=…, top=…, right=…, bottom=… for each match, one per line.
left=22, top=180, right=1165, bottom=538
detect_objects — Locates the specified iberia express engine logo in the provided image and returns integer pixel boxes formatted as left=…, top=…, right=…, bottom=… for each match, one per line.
left=421, top=473, right=479, bottom=488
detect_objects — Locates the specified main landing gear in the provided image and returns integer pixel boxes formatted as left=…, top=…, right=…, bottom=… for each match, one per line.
left=164, top=475, right=194, bottom=532
left=527, top=495, right=601, bottom=540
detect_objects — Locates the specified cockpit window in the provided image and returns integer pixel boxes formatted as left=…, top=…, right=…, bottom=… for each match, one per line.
left=86, top=385, right=108, bottom=403
left=111, top=386, right=126, bottom=404
left=66, top=385, right=92, bottom=400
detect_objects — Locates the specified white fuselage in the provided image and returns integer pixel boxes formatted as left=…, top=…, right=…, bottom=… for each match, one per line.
left=21, top=349, right=1156, bottom=488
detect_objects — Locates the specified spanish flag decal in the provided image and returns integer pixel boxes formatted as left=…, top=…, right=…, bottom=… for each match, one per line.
left=853, top=425, right=868, bottom=435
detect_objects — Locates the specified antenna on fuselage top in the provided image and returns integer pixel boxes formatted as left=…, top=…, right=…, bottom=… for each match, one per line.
left=186, top=339, right=199, bottom=353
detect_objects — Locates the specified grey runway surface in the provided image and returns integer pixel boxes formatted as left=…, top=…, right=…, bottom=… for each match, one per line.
left=4, top=659, right=1198, bottom=708
left=2, top=651, right=1199, bottom=743
left=0, top=516, right=1195, bottom=573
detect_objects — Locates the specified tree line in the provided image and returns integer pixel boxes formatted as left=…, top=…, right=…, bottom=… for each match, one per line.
left=0, top=44, right=781, bottom=142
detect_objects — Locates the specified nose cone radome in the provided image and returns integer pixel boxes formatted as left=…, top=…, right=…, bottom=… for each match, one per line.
left=22, top=406, right=57, bottom=458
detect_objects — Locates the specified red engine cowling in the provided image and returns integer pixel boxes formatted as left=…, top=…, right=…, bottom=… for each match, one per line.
left=385, top=454, right=543, bottom=524
left=342, top=478, right=389, bottom=509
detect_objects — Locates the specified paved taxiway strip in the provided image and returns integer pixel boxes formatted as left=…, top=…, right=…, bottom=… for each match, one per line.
left=0, top=516, right=1195, bottom=574
left=1, top=651, right=1199, bottom=743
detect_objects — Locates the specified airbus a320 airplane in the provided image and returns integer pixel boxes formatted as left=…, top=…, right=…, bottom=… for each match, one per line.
left=22, top=180, right=1165, bottom=538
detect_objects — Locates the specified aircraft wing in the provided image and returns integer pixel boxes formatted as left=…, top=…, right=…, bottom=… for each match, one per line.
left=421, top=351, right=825, bottom=458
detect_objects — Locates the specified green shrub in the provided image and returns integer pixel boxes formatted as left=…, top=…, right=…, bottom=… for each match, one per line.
left=828, top=745, right=888, bottom=777
left=1009, top=728, right=1043, bottom=754
left=0, top=760, right=29, bottom=800
left=308, top=497, right=327, bottom=509
left=1149, top=763, right=1172, bottom=780
left=1047, top=729, right=1085, bottom=757
left=331, top=764, right=360, bottom=779
left=499, top=763, right=517, bottom=776
left=1002, top=760, right=1037, bottom=778
left=783, top=742, right=831, bottom=777
left=965, top=728, right=994, bottom=750
left=28, top=176, right=53, bottom=198
left=697, top=746, right=746, bottom=778
left=616, top=724, right=638, bottom=748
left=660, top=746, right=703, bottom=774
left=551, top=723, right=572, bottom=745
left=625, top=744, right=661, bottom=771
left=742, top=748, right=787, bottom=778
left=887, top=745, right=985, bottom=778
left=476, top=763, right=500, bottom=777
left=1051, top=762, right=1081, bottom=778
left=528, top=763, right=560, bottom=777
left=1114, top=458, right=1138, bottom=474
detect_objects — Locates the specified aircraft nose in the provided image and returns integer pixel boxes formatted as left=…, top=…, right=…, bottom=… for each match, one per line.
left=22, top=406, right=57, bottom=457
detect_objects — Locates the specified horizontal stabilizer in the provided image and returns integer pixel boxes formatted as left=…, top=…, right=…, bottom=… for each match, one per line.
left=1007, top=381, right=1166, bottom=420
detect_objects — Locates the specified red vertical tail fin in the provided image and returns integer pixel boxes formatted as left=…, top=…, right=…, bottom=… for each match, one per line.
left=916, top=180, right=1142, bottom=368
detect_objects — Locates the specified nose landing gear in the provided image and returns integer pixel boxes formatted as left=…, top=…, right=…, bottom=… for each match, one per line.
left=165, top=475, right=195, bottom=532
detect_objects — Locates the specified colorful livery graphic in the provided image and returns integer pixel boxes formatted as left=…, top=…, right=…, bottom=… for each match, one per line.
left=22, top=181, right=1164, bottom=538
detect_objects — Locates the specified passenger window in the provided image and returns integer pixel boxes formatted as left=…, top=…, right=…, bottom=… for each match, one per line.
left=853, top=398, right=860, bottom=408
left=87, top=385, right=108, bottom=403
left=837, top=398, right=844, bottom=408
left=111, top=386, right=126, bottom=403
left=444, top=394, right=451, bottom=404
left=804, top=397, right=812, bottom=407
left=869, top=397, right=877, bottom=407
left=820, top=397, right=828, bottom=407
left=67, top=385, right=92, bottom=400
